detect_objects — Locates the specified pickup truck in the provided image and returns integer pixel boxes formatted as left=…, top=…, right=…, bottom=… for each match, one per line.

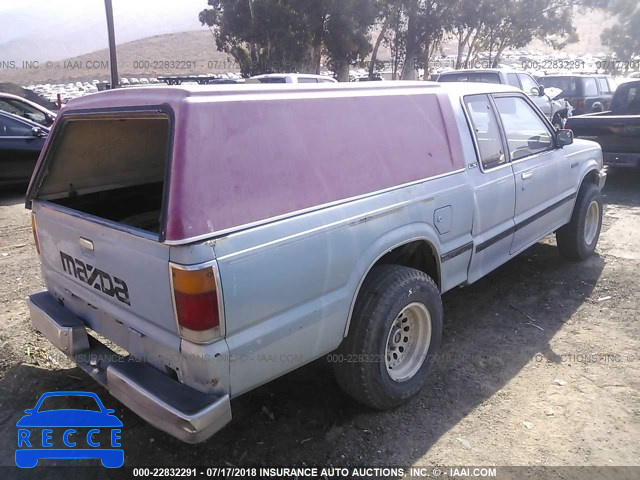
left=26, top=82, right=606, bottom=443
left=566, top=80, right=640, bottom=168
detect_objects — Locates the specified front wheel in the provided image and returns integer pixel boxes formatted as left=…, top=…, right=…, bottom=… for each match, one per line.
left=556, top=183, right=603, bottom=260
left=333, top=265, right=443, bottom=410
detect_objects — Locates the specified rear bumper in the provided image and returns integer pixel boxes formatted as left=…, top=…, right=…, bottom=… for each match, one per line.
left=27, top=291, right=232, bottom=444
left=604, top=152, right=640, bottom=168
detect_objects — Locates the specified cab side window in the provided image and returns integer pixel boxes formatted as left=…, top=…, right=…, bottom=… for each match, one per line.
left=465, top=95, right=506, bottom=170
left=0, top=115, right=33, bottom=137
left=494, top=96, right=553, bottom=161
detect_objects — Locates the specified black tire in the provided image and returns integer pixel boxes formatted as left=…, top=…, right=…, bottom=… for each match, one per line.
left=333, top=265, right=443, bottom=410
left=556, top=183, right=603, bottom=260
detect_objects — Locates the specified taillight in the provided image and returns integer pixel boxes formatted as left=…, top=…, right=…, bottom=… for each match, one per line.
left=577, top=98, right=586, bottom=112
left=31, top=213, right=40, bottom=255
left=170, top=263, right=223, bottom=344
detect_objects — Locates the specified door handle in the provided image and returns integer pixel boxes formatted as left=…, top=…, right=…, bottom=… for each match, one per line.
left=521, top=171, right=533, bottom=180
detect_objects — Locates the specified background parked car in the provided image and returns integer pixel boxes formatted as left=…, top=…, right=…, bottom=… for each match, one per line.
left=436, top=69, right=571, bottom=128
left=0, top=92, right=56, bottom=127
left=0, top=111, right=48, bottom=186
left=537, top=74, right=616, bottom=115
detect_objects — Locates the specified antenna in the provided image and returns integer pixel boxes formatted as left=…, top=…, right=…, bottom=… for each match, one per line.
left=104, top=0, right=120, bottom=89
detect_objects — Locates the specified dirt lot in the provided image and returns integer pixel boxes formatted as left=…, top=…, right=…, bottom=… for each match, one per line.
left=1, top=171, right=639, bottom=477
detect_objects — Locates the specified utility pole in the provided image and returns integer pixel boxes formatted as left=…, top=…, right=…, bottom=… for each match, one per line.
left=104, top=0, right=119, bottom=89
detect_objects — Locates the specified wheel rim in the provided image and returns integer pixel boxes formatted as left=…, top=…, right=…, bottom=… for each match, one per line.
left=584, top=200, right=600, bottom=246
left=385, top=302, right=432, bottom=382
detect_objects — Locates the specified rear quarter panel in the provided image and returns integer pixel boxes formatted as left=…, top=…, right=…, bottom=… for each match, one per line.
left=213, top=173, right=473, bottom=396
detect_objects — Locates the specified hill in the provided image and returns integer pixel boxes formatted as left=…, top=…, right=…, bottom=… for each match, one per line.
left=0, top=30, right=233, bottom=85
left=0, top=8, right=613, bottom=86
left=0, top=0, right=206, bottom=63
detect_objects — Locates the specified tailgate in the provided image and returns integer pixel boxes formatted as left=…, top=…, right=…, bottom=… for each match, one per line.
left=33, top=200, right=178, bottom=349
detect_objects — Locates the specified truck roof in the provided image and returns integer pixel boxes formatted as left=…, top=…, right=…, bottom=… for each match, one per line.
left=61, top=81, right=520, bottom=112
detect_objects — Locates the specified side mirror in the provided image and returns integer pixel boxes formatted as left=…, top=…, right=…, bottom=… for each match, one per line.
left=531, top=87, right=540, bottom=96
left=538, top=85, right=545, bottom=96
left=557, top=129, right=573, bottom=147
left=31, top=127, right=46, bottom=138
left=23, top=409, right=34, bottom=414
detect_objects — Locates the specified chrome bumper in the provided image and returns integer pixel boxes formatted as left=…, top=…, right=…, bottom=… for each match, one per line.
left=27, top=291, right=232, bottom=444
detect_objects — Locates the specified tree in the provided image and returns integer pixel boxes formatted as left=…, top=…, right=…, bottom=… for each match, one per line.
left=324, top=0, right=378, bottom=81
left=368, top=0, right=401, bottom=79
left=199, top=0, right=377, bottom=80
left=383, top=1, right=408, bottom=79
left=199, top=0, right=313, bottom=77
left=601, top=0, right=640, bottom=65
left=415, top=0, right=454, bottom=77
left=450, top=0, right=603, bottom=70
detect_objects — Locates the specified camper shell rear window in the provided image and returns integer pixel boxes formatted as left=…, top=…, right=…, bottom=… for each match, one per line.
left=28, top=109, right=171, bottom=239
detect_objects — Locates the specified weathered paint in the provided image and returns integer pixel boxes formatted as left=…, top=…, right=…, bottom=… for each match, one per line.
left=33, top=83, right=469, bottom=242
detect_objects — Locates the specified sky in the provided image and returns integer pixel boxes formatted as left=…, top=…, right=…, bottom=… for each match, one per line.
left=0, top=0, right=207, bottom=61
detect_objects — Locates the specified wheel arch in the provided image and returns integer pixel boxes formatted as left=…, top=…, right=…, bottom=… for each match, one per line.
left=580, top=168, right=600, bottom=191
left=342, top=225, right=442, bottom=338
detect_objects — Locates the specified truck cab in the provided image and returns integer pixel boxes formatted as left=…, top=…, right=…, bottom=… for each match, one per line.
left=437, top=68, right=571, bottom=128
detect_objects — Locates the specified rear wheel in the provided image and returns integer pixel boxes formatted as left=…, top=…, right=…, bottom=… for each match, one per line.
left=333, top=265, right=443, bottom=409
left=556, top=183, right=603, bottom=260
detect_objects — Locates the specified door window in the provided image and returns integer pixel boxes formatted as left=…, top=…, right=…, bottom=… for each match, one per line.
left=494, top=96, right=553, bottom=161
left=465, top=95, right=506, bottom=169
left=0, top=115, right=33, bottom=136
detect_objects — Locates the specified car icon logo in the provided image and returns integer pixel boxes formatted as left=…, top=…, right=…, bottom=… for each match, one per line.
left=15, top=391, right=124, bottom=468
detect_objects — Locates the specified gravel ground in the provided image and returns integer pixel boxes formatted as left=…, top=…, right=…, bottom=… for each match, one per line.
left=0, top=170, right=639, bottom=479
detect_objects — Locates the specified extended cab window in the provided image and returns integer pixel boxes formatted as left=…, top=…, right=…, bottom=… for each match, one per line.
left=494, top=96, right=553, bottom=161
left=465, top=95, right=505, bottom=170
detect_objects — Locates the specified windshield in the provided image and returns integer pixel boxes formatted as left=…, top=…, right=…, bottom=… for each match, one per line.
left=539, top=77, right=579, bottom=96
left=37, top=395, right=101, bottom=412
left=439, top=72, right=501, bottom=84
left=611, top=84, right=640, bottom=113
left=0, top=99, right=47, bottom=125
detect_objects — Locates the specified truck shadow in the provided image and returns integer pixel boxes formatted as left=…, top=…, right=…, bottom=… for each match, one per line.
left=0, top=184, right=28, bottom=207
left=602, top=168, right=640, bottom=207
left=0, top=241, right=604, bottom=469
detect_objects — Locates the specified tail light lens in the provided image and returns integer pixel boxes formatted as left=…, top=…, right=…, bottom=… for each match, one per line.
left=170, top=263, right=223, bottom=344
left=31, top=213, right=40, bottom=255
